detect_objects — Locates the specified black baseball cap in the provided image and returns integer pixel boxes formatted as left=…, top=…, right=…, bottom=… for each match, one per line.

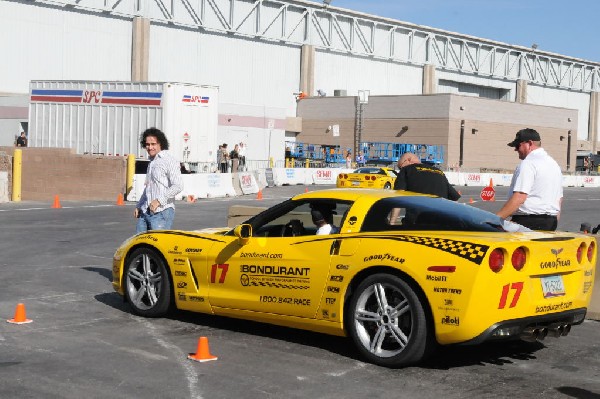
left=507, top=128, right=541, bottom=147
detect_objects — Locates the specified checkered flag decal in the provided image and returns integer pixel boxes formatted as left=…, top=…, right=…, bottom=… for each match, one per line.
left=371, top=235, right=489, bottom=265
left=250, top=281, right=309, bottom=290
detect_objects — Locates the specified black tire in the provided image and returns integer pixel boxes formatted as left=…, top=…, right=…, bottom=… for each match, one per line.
left=383, top=182, right=392, bottom=190
left=346, top=273, right=431, bottom=367
left=124, top=248, right=172, bottom=317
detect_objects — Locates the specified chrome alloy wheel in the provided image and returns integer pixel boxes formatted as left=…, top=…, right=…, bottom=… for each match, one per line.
left=124, top=248, right=172, bottom=317
left=354, top=281, right=412, bottom=358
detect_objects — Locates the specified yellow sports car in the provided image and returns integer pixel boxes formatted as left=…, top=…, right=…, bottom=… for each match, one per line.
left=337, top=167, right=397, bottom=189
left=112, top=189, right=596, bottom=367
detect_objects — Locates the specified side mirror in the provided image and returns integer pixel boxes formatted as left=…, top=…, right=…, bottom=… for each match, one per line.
left=234, top=224, right=252, bottom=245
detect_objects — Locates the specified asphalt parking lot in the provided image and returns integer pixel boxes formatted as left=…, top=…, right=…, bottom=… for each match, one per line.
left=1, top=184, right=599, bottom=399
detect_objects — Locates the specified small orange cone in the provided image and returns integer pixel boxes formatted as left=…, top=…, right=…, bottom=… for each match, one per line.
left=489, top=178, right=494, bottom=187
left=305, top=187, right=309, bottom=193
left=188, top=336, right=218, bottom=362
left=186, top=195, right=196, bottom=203
left=256, top=189, right=263, bottom=200
left=52, top=195, right=62, bottom=209
left=469, top=197, right=474, bottom=203
left=116, top=193, right=124, bottom=206
left=7, top=303, right=32, bottom=324
left=458, top=190, right=462, bottom=196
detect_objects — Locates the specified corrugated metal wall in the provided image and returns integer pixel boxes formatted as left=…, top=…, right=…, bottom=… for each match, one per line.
left=149, top=25, right=300, bottom=113
left=0, top=1, right=132, bottom=93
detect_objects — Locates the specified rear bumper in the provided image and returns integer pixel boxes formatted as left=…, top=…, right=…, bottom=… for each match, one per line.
left=462, top=308, right=587, bottom=345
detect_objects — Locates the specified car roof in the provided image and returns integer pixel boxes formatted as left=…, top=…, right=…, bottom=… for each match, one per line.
left=291, top=188, right=433, bottom=202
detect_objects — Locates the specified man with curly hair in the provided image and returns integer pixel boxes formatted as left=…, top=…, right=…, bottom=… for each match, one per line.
left=135, top=128, right=183, bottom=233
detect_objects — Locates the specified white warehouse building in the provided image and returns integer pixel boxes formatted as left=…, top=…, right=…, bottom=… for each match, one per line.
left=1, top=0, right=599, bottom=165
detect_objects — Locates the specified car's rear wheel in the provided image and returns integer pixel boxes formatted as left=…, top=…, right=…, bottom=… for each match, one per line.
left=383, top=182, right=392, bottom=190
left=347, top=273, right=431, bottom=367
left=124, top=248, right=172, bottom=317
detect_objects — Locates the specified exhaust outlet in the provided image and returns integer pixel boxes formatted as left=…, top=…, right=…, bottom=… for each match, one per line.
left=562, top=324, right=571, bottom=336
left=520, top=327, right=538, bottom=342
left=547, top=325, right=563, bottom=338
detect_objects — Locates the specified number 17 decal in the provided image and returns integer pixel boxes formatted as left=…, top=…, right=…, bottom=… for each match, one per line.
left=498, top=282, right=524, bottom=309
left=211, top=264, right=229, bottom=283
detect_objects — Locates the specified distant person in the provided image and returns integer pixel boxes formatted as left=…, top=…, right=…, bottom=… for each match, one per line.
left=135, top=128, right=183, bottom=233
left=356, top=151, right=366, bottom=167
left=345, top=151, right=352, bottom=168
left=238, top=142, right=247, bottom=171
left=230, top=144, right=240, bottom=172
left=219, top=143, right=229, bottom=173
left=394, top=152, right=460, bottom=200
left=16, top=132, right=27, bottom=147
left=497, top=128, right=562, bottom=231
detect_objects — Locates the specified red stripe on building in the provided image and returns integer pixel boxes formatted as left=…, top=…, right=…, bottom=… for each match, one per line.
left=102, top=98, right=161, bottom=106
left=31, top=96, right=82, bottom=103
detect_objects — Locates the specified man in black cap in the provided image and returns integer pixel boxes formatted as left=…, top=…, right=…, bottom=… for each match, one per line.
left=497, top=128, right=563, bottom=230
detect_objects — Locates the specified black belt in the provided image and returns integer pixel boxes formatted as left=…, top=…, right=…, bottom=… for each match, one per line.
left=512, top=214, right=557, bottom=219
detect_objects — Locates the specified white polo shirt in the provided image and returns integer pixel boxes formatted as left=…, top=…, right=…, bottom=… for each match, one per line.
left=508, top=148, right=563, bottom=216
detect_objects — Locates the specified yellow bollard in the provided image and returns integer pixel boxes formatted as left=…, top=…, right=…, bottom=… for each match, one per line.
left=269, top=157, right=274, bottom=168
left=126, top=154, right=136, bottom=200
left=12, top=149, right=22, bottom=202
left=305, top=158, right=309, bottom=168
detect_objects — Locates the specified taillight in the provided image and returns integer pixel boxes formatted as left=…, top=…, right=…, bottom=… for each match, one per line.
left=577, top=242, right=585, bottom=263
left=511, top=247, right=526, bottom=271
left=587, top=241, right=596, bottom=262
left=489, top=248, right=504, bottom=273
left=338, top=174, right=344, bottom=180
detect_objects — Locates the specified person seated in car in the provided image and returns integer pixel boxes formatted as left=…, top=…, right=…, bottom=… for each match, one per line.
left=311, top=208, right=339, bottom=235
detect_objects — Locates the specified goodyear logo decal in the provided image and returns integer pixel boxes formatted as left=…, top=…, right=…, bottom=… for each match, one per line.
left=367, top=235, right=489, bottom=265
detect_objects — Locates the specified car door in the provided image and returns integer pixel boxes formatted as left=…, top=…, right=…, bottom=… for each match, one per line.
left=205, top=200, right=347, bottom=319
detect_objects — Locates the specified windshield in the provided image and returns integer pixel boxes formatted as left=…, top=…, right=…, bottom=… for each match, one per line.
left=362, top=196, right=507, bottom=232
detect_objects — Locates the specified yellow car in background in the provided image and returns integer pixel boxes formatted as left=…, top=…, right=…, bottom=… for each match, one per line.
left=337, top=167, right=397, bottom=190
left=113, top=189, right=596, bottom=367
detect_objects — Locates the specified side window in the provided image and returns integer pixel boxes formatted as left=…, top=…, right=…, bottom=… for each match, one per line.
left=252, top=200, right=353, bottom=237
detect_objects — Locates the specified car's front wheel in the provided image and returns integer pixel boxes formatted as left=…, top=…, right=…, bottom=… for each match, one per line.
left=383, top=182, right=392, bottom=190
left=124, top=248, right=172, bottom=317
left=347, top=273, right=432, bottom=367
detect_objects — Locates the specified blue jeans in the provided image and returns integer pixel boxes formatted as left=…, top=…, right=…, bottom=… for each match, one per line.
left=136, top=207, right=175, bottom=233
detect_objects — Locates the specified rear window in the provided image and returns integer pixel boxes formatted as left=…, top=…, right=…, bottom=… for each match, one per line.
left=362, top=197, right=505, bottom=232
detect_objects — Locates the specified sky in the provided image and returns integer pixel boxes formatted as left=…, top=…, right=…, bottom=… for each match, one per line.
left=327, top=0, right=600, bottom=63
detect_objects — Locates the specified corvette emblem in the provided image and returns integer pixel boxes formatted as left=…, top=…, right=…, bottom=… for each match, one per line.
left=551, top=248, right=563, bottom=257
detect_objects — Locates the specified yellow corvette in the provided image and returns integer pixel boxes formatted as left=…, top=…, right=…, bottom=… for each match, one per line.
left=337, top=167, right=397, bottom=189
left=113, top=189, right=596, bottom=367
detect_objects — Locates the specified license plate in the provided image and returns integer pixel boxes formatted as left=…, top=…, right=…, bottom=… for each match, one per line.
left=352, top=181, right=360, bottom=186
left=541, top=275, right=565, bottom=298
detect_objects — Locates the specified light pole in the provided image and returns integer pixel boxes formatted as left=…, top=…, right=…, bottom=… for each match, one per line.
left=355, top=90, right=369, bottom=157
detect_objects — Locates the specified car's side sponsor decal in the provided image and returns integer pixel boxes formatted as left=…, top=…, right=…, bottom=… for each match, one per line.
left=157, top=231, right=226, bottom=242
left=365, top=235, right=489, bottom=265
left=289, top=234, right=489, bottom=264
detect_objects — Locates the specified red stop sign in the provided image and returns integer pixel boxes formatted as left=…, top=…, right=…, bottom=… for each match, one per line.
left=480, top=186, right=496, bottom=201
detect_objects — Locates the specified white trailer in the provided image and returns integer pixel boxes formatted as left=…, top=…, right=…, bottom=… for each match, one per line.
left=28, top=81, right=219, bottom=163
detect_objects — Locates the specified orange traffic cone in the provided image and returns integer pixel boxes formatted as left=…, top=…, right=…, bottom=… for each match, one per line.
left=52, top=195, right=62, bottom=209
left=489, top=178, right=494, bottom=187
left=256, top=189, right=263, bottom=200
left=187, top=336, right=218, bottom=362
left=305, top=187, right=309, bottom=193
left=458, top=190, right=462, bottom=196
left=186, top=195, right=196, bottom=203
left=469, top=197, right=474, bottom=204
left=7, top=303, right=32, bottom=324
left=116, top=193, right=124, bottom=206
